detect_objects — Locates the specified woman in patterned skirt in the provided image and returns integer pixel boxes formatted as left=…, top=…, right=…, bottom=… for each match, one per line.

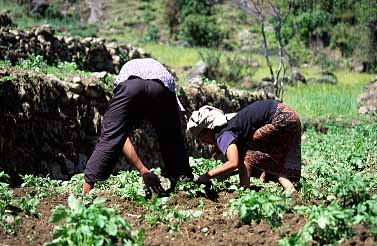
left=187, top=99, right=301, bottom=191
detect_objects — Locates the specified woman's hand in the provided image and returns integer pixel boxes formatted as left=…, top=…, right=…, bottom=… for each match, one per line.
left=82, top=181, right=93, bottom=195
left=142, top=172, right=165, bottom=195
left=197, top=173, right=211, bottom=185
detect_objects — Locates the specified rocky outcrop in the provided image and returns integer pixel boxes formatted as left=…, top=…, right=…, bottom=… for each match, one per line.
left=358, top=76, right=377, bottom=115
left=0, top=26, right=149, bottom=74
left=0, top=66, right=276, bottom=182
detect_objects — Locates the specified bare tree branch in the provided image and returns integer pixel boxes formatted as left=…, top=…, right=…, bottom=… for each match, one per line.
left=230, top=0, right=292, bottom=100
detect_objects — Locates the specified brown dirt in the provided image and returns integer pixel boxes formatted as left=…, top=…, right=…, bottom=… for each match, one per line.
left=0, top=189, right=376, bottom=246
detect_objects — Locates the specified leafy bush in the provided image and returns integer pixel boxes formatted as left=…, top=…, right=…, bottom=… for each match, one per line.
left=223, top=56, right=257, bottom=82
left=286, top=36, right=312, bottom=66
left=179, top=15, right=227, bottom=48
left=46, top=194, right=144, bottom=246
left=229, top=190, right=292, bottom=227
left=198, top=50, right=223, bottom=80
left=198, top=50, right=256, bottom=83
left=144, top=24, right=160, bottom=42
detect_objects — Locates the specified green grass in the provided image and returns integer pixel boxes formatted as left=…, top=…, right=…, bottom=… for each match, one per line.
left=0, top=0, right=97, bottom=37
left=143, top=44, right=205, bottom=68
left=285, top=71, right=374, bottom=119
left=143, top=43, right=375, bottom=121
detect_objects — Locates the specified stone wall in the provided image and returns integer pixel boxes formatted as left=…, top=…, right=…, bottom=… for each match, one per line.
left=0, top=66, right=276, bottom=183
left=0, top=26, right=149, bottom=74
left=358, top=76, right=377, bottom=115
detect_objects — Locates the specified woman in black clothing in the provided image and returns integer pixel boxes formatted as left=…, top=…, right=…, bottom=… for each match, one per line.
left=187, top=99, right=301, bottom=191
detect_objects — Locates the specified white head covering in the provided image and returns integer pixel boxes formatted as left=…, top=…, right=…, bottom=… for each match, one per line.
left=187, top=105, right=236, bottom=137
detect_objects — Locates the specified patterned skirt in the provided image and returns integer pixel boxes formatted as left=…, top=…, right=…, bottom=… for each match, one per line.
left=243, top=103, right=301, bottom=181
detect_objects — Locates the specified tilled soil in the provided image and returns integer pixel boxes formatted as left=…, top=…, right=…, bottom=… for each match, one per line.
left=0, top=189, right=375, bottom=246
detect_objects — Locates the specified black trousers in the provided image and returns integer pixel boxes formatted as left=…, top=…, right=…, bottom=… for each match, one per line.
left=84, top=78, right=192, bottom=184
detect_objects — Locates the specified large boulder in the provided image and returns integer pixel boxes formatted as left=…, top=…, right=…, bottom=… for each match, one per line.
left=186, top=60, right=206, bottom=81
left=0, top=66, right=276, bottom=183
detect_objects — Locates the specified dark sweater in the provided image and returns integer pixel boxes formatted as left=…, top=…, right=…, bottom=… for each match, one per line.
left=215, top=99, right=278, bottom=155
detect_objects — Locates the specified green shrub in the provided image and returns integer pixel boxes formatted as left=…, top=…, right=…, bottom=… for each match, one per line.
left=144, top=24, right=160, bottom=43
left=199, top=50, right=256, bottom=83
left=286, top=36, right=312, bottom=66
left=223, top=56, right=256, bottom=82
left=179, top=14, right=227, bottom=48
left=329, top=23, right=357, bottom=57
left=198, top=50, right=223, bottom=80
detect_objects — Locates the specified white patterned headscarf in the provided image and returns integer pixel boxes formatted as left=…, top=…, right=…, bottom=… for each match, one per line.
left=187, top=105, right=236, bottom=137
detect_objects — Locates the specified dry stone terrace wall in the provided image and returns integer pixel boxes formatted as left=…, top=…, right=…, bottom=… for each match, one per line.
left=0, top=25, right=150, bottom=74
left=358, top=76, right=377, bottom=116
left=0, top=67, right=276, bottom=183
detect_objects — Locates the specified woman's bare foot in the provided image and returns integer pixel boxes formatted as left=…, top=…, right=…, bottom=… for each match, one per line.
left=278, top=176, right=296, bottom=192
left=259, top=171, right=266, bottom=182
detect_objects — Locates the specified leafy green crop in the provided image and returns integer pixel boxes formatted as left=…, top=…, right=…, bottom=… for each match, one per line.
left=280, top=202, right=354, bottom=245
left=45, top=194, right=144, bottom=246
left=139, top=197, right=203, bottom=232
left=190, top=157, right=222, bottom=176
left=22, top=174, right=63, bottom=189
left=0, top=172, right=19, bottom=235
left=174, top=181, right=206, bottom=198
left=329, top=172, right=370, bottom=207
left=16, top=196, right=41, bottom=217
left=229, top=190, right=292, bottom=227
left=1, top=172, right=41, bottom=235
left=354, top=195, right=377, bottom=239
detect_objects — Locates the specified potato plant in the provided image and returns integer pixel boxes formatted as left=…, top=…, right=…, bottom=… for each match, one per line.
left=280, top=202, right=354, bottom=245
left=0, top=172, right=41, bottom=235
left=0, top=172, right=19, bottom=235
left=138, top=197, right=203, bottom=232
left=46, top=194, right=144, bottom=246
left=229, top=190, right=292, bottom=227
